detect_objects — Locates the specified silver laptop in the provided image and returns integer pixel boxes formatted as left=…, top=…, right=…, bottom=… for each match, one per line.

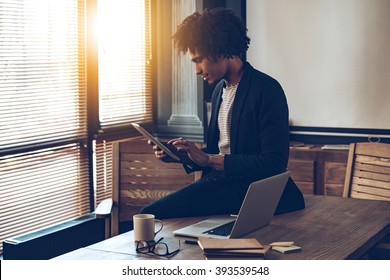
left=173, top=171, right=290, bottom=239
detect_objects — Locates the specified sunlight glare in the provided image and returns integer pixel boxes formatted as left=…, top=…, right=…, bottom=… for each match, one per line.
left=97, top=0, right=148, bottom=125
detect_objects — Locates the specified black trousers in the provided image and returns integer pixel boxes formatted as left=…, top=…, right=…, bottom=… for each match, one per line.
left=139, top=170, right=250, bottom=219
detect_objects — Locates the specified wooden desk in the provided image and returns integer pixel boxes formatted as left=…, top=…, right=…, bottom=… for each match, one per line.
left=54, top=195, right=390, bottom=260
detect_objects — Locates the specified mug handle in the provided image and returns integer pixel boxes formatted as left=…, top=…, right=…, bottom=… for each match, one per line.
left=154, top=219, right=163, bottom=235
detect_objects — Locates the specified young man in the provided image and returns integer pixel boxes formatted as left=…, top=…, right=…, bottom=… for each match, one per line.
left=140, top=8, right=305, bottom=219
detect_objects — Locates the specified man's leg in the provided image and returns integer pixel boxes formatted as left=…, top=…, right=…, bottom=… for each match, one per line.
left=139, top=172, right=247, bottom=219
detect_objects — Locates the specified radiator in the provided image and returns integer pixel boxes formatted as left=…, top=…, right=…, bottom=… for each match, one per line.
left=3, top=214, right=105, bottom=260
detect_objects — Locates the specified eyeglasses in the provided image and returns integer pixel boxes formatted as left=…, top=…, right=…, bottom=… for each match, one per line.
left=136, top=237, right=181, bottom=257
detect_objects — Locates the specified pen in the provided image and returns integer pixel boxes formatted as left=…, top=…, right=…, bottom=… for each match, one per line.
left=184, top=240, right=198, bottom=245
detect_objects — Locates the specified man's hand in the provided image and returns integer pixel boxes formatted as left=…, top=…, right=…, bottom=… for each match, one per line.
left=148, top=138, right=224, bottom=169
left=169, top=138, right=210, bottom=166
left=147, top=140, right=181, bottom=163
left=171, top=138, right=224, bottom=169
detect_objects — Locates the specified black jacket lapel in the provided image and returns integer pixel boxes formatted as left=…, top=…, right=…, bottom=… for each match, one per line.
left=230, top=62, right=254, bottom=153
left=206, top=80, right=224, bottom=153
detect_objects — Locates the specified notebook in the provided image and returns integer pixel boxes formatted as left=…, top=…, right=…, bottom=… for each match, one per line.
left=173, top=171, right=290, bottom=239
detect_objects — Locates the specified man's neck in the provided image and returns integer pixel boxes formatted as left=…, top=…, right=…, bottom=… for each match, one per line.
left=224, top=57, right=244, bottom=87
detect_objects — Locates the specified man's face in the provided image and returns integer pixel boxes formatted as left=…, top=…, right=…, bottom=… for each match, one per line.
left=189, top=50, right=227, bottom=85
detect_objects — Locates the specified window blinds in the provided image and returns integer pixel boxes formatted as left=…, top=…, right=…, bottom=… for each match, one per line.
left=0, top=0, right=87, bottom=151
left=0, top=145, right=90, bottom=236
left=0, top=0, right=88, bottom=255
left=0, top=0, right=153, bottom=256
left=94, top=140, right=113, bottom=205
left=97, top=0, right=153, bottom=128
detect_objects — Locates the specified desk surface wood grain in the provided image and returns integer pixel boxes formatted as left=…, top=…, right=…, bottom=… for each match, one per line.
left=54, top=195, right=390, bottom=260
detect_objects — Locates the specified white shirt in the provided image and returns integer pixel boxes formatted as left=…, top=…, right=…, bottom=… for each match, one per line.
left=218, top=83, right=238, bottom=155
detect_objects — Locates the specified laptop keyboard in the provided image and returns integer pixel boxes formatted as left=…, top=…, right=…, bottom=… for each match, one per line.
left=203, top=221, right=235, bottom=236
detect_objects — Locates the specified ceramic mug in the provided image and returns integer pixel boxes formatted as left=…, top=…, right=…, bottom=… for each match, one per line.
left=133, top=214, right=163, bottom=241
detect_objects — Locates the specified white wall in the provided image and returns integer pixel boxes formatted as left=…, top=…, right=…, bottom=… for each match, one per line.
left=247, top=0, right=390, bottom=133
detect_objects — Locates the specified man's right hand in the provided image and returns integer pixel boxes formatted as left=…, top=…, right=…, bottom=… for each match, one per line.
left=147, top=140, right=181, bottom=163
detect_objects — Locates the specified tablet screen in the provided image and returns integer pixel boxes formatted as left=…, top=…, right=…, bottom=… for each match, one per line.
left=131, top=123, right=181, bottom=161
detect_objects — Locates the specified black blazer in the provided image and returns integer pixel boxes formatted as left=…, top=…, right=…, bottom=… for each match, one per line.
left=207, top=62, right=289, bottom=180
left=188, top=62, right=305, bottom=214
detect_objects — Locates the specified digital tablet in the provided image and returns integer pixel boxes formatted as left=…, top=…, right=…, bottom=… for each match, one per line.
left=131, top=123, right=181, bottom=161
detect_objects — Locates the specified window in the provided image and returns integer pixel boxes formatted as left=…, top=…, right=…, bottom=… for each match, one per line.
left=93, top=0, right=153, bottom=204
left=0, top=0, right=152, bottom=255
left=93, top=0, right=153, bottom=209
left=0, top=0, right=88, bottom=255
left=98, top=0, right=153, bottom=128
